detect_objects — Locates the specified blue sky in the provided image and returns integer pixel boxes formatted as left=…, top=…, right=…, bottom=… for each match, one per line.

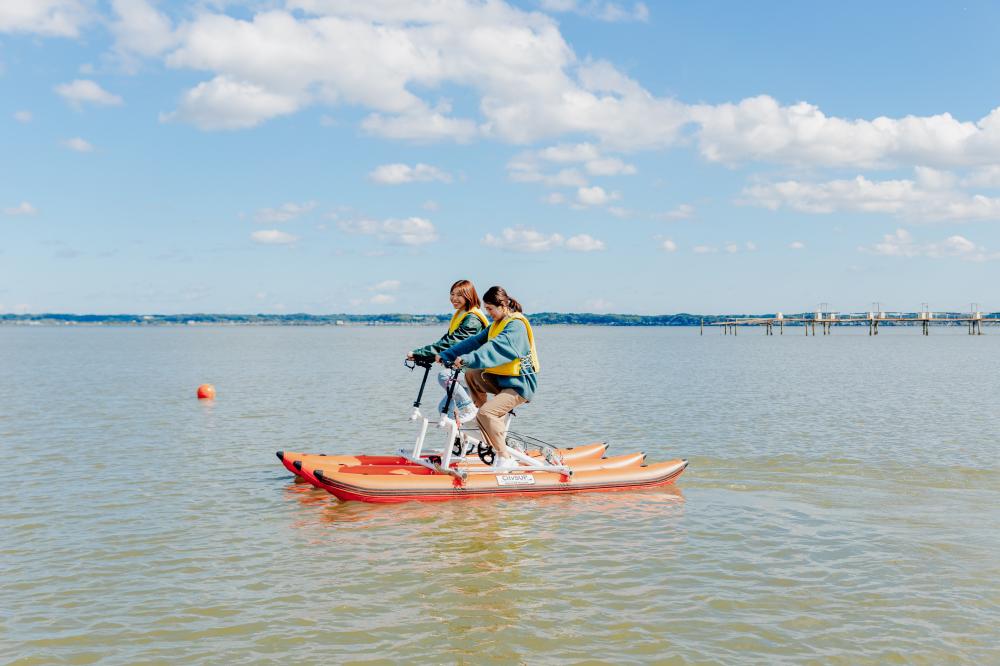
left=3, top=0, right=1000, bottom=315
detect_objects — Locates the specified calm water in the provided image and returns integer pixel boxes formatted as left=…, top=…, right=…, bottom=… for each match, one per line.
left=1, top=325, right=998, bottom=664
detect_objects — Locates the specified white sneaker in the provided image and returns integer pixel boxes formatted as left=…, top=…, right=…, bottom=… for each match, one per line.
left=493, top=456, right=520, bottom=470
left=456, top=405, right=478, bottom=424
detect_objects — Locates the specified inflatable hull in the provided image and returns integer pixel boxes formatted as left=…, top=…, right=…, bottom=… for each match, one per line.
left=309, top=458, right=688, bottom=503
left=277, top=442, right=610, bottom=482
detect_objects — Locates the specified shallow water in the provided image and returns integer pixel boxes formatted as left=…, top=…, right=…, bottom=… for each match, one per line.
left=1, top=325, right=998, bottom=664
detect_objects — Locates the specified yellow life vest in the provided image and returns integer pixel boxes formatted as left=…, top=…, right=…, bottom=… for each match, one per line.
left=447, top=307, right=489, bottom=335
left=484, top=312, right=540, bottom=377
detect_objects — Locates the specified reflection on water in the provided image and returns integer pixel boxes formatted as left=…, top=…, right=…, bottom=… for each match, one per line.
left=1, top=326, right=998, bottom=664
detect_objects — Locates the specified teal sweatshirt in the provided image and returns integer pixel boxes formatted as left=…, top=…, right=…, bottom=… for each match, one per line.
left=439, top=318, right=538, bottom=401
left=411, top=312, right=486, bottom=357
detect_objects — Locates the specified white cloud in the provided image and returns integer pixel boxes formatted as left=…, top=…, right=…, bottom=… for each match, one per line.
left=54, top=80, right=123, bottom=108
left=543, top=192, right=566, bottom=205
left=369, top=163, right=453, bottom=185
left=661, top=238, right=677, bottom=252
left=482, top=226, right=564, bottom=253
left=584, top=157, right=637, bottom=176
left=789, top=241, right=805, bottom=250
left=4, top=202, right=38, bottom=216
left=724, top=243, right=739, bottom=254
left=361, top=109, right=478, bottom=142
left=251, top=229, right=298, bottom=244
left=576, top=185, right=619, bottom=206
left=654, top=204, right=694, bottom=221
left=62, top=137, right=94, bottom=152
left=370, top=279, right=401, bottom=291
left=13, top=110, right=32, bottom=123
left=860, top=228, right=1000, bottom=262
left=254, top=201, right=317, bottom=224
left=370, top=293, right=396, bottom=305
left=565, top=234, right=605, bottom=252
left=741, top=172, right=1000, bottom=223
left=338, top=216, right=438, bottom=245
left=693, top=245, right=717, bottom=254
left=0, top=0, right=90, bottom=37
left=745, top=241, right=757, bottom=251
left=540, top=1, right=649, bottom=23
left=689, top=96, right=1000, bottom=170
left=422, top=200, right=440, bottom=211
left=963, top=166, right=1000, bottom=188
left=29, top=1, right=1000, bottom=177
left=160, top=76, right=299, bottom=130
left=109, top=0, right=177, bottom=58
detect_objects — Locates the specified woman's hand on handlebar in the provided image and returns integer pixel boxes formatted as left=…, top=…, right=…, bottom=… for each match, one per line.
left=406, top=352, right=415, bottom=361
left=450, top=357, right=464, bottom=369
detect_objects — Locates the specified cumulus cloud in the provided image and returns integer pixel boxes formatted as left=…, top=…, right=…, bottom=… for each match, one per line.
left=369, top=163, right=453, bottom=184
left=109, top=0, right=177, bottom=58
left=693, top=245, right=717, bottom=254
left=789, top=241, right=805, bottom=250
left=4, top=202, right=38, bottom=216
left=741, top=172, right=1000, bottom=223
left=859, top=228, right=999, bottom=262
left=661, top=238, right=677, bottom=252
left=62, top=137, right=94, bottom=152
left=654, top=204, right=694, bottom=221
left=0, top=0, right=91, bottom=37
left=370, top=293, right=396, bottom=305
left=13, top=110, right=32, bottom=123
left=254, top=201, right=316, bottom=224
left=338, top=216, right=438, bottom=245
left=251, top=229, right=298, bottom=244
left=540, top=1, right=649, bottom=23
left=565, top=233, right=605, bottom=251
left=575, top=185, right=619, bottom=206
left=370, top=279, right=401, bottom=291
left=24, top=1, right=1000, bottom=178
left=160, top=76, right=299, bottom=130
left=54, top=80, right=123, bottom=108
left=482, top=226, right=565, bottom=252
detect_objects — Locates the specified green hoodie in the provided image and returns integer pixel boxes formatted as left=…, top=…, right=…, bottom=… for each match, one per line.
left=411, top=311, right=486, bottom=358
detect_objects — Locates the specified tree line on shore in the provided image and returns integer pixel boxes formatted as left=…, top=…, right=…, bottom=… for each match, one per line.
left=2, top=312, right=996, bottom=326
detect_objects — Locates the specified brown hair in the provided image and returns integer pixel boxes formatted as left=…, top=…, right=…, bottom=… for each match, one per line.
left=450, top=279, right=481, bottom=310
left=483, top=285, right=522, bottom=313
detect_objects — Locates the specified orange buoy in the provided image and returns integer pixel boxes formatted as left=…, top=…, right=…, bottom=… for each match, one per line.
left=197, top=384, right=216, bottom=400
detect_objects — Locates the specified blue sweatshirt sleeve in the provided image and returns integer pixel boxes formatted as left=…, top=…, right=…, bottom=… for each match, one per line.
left=439, top=328, right=489, bottom=363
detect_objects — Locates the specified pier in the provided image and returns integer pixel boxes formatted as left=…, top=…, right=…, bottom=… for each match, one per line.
left=703, top=306, right=995, bottom=336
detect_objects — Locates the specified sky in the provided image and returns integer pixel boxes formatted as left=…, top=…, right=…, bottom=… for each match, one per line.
left=3, top=0, right=1000, bottom=315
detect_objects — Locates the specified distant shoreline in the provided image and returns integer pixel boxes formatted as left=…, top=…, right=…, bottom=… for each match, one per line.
left=2, top=312, right=997, bottom=327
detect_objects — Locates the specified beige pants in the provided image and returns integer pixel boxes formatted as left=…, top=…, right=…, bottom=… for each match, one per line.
left=464, top=369, right=527, bottom=458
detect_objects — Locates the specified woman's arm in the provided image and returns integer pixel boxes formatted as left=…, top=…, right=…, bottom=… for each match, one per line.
left=439, top=327, right=489, bottom=364
left=460, top=320, right=526, bottom=369
left=412, top=315, right=484, bottom=357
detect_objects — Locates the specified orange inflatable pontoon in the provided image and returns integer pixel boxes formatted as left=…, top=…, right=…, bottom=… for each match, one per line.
left=276, top=357, right=687, bottom=503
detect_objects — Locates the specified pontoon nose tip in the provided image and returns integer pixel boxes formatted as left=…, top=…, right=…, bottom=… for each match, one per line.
left=314, top=469, right=326, bottom=481
left=275, top=451, right=284, bottom=461
left=293, top=460, right=303, bottom=471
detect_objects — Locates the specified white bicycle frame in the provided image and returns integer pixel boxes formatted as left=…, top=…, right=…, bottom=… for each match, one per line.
left=399, top=361, right=571, bottom=481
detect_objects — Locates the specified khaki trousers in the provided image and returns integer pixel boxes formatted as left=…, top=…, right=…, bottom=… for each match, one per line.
left=464, top=369, right=526, bottom=457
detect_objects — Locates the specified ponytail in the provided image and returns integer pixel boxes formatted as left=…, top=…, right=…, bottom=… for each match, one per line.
left=483, top=286, right=523, bottom=313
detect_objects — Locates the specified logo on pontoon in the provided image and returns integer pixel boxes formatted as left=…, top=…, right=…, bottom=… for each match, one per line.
left=496, top=473, right=535, bottom=486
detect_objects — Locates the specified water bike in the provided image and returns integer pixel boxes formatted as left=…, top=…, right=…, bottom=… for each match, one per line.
left=277, top=355, right=687, bottom=503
